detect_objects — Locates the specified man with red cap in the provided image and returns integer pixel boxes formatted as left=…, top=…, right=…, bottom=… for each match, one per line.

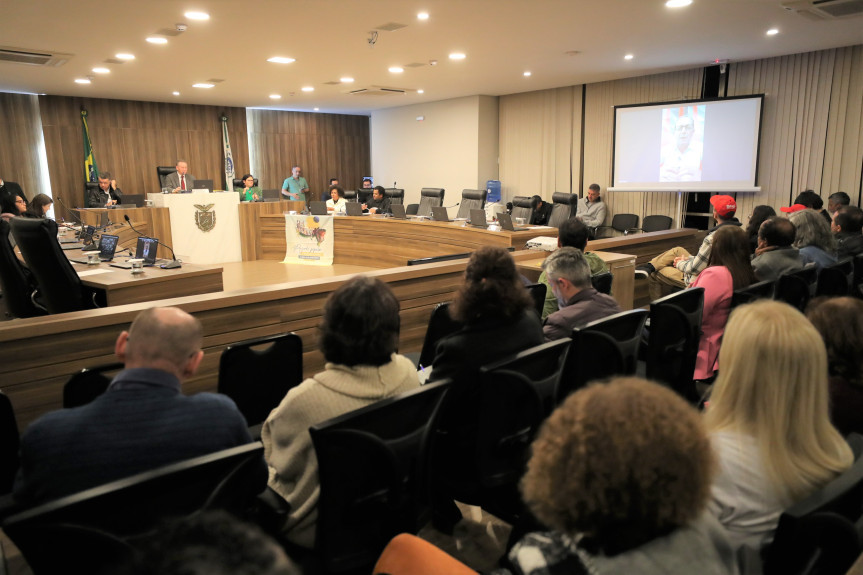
left=635, top=194, right=741, bottom=300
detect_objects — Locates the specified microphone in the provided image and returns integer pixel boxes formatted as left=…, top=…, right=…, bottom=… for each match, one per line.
left=393, top=181, right=397, bottom=188
left=53, top=195, right=84, bottom=229
left=124, top=215, right=182, bottom=269
left=442, top=201, right=460, bottom=209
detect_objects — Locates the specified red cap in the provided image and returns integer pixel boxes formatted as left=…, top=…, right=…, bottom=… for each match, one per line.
left=709, top=195, right=737, bottom=217
left=780, top=204, right=807, bottom=214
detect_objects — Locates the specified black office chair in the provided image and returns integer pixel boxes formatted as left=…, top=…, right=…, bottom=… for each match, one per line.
left=384, top=188, right=404, bottom=205
left=309, top=380, right=451, bottom=574
left=232, top=177, right=258, bottom=189
left=10, top=218, right=100, bottom=314
left=343, top=190, right=358, bottom=202
left=218, top=333, right=303, bottom=433
left=731, top=278, right=775, bottom=309
left=156, top=166, right=176, bottom=189
left=455, top=189, right=488, bottom=219
left=593, top=213, right=640, bottom=239
left=417, top=188, right=445, bottom=217
left=774, top=265, right=818, bottom=312
left=406, top=203, right=419, bottom=216
left=0, top=391, right=19, bottom=495
left=84, top=181, right=100, bottom=207
left=558, top=309, right=649, bottom=403
left=855, top=253, right=863, bottom=299
left=634, top=215, right=673, bottom=233
left=415, top=302, right=462, bottom=369
left=0, top=219, right=45, bottom=319
left=816, top=258, right=854, bottom=297
left=548, top=192, right=576, bottom=229
left=763, top=434, right=863, bottom=575
left=645, top=288, right=704, bottom=403
left=63, top=362, right=124, bottom=408
left=510, top=196, right=534, bottom=224
left=591, top=271, right=613, bottom=295
left=525, top=283, right=546, bottom=317
left=2, top=442, right=267, bottom=575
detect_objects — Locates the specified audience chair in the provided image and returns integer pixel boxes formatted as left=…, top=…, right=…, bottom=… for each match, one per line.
left=309, top=380, right=452, bottom=574
left=0, top=219, right=46, bottom=319
left=558, top=309, right=649, bottom=403
left=731, top=278, right=775, bottom=309
left=816, top=258, right=854, bottom=297
left=763, top=434, right=863, bottom=575
left=417, top=188, right=445, bottom=217
left=384, top=188, right=405, bottom=205
left=455, top=189, right=488, bottom=219
left=405, top=203, right=419, bottom=216
left=510, top=196, right=534, bottom=224
left=854, top=254, right=863, bottom=298
left=592, top=213, right=640, bottom=239
left=525, top=283, right=546, bottom=317
left=645, top=288, right=705, bottom=403
left=11, top=218, right=100, bottom=314
left=156, top=166, right=175, bottom=189
left=1, top=442, right=267, bottom=575
left=634, top=215, right=673, bottom=233
left=774, top=265, right=818, bottom=312
left=231, top=177, right=258, bottom=189
left=548, top=192, right=576, bottom=229
left=0, top=391, right=19, bottom=496
left=218, top=333, right=303, bottom=433
left=591, top=271, right=614, bottom=295
left=415, top=302, right=462, bottom=370
left=373, top=533, right=477, bottom=575
left=63, top=362, right=124, bottom=408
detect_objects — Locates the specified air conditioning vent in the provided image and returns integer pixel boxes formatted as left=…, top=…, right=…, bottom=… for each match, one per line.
left=0, top=46, right=72, bottom=67
left=782, top=0, right=863, bottom=20
left=348, top=87, right=407, bottom=96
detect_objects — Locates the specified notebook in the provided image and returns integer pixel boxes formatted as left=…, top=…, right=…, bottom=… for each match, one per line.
left=431, top=206, right=450, bottom=222
left=497, top=212, right=530, bottom=231
left=469, top=209, right=488, bottom=228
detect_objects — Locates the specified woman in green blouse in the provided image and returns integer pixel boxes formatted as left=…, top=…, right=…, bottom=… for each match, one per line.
left=240, top=174, right=261, bottom=202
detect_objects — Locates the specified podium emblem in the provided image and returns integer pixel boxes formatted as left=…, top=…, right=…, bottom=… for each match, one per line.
left=194, top=203, right=216, bottom=232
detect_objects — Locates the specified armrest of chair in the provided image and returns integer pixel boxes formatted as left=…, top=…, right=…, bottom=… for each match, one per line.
left=250, top=486, right=292, bottom=535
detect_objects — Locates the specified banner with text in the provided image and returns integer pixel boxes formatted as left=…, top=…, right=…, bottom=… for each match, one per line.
left=284, top=214, right=334, bottom=265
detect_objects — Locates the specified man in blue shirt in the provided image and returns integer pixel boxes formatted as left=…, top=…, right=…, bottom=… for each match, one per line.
left=281, top=166, right=309, bottom=202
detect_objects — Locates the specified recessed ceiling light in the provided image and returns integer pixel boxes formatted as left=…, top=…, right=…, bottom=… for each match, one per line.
left=314, top=107, right=320, bottom=111
left=184, top=11, right=209, bottom=20
left=75, top=78, right=91, bottom=84
left=417, top=89, right=424, bottom=94
left=115, top=53, right=135, bottom=60
left=417, top=12, right=429, bottom=20
left=340, top=77, right=354, bottom=83
left=449, top=52, right=466, bottom=60
left=146, top=36, right=168, bottom=44
left=192, top=83, right=214, bottom=88
left=92, top=67, right=110, bottom=74
left=301, top=86, right=314, bottom=92
left=172, top=91, right=180, bottom=96
left=624, top=54, right=634, bottom=60
left=267, top=56, right=296, bottom=64
left=523, top=71, right=532, bottom=77
left=665, top=0, right=692, bottom=7
left=388, top=66, right=404, bottom=73
left=766, top=28, right=779, bottom=35
left=269, top=94, right=281, bottom=100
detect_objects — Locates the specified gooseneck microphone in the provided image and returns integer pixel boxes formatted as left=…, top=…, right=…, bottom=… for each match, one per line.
left=442, top=201, right=460, bottom=209
left=124, top=215, right=182, bottom=269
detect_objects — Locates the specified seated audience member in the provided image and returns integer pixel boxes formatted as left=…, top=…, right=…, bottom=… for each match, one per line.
left=529, top=195, right=552, bottom=226
left=636, top=195, right=741, bottom=300
left=507, top=378, right=735, bottom=575
left=1, top=192, right=28, bottom=248
left=430, top=246, right=543, bottom=382
left=827, top=191, right=851, bottom=219
left=325, top=185, right=347, bottom=214
left=89, top=171, right=123, bottom=206
left=363, top=185, right=391, bottom=214
left=784, top=189, right=831, bottom=224
left=575, top=183, right=607, bottom=231
left=832, top=205, right=863, bottom=259
left=789, top=209, right=837, bottom=270
left=751, top=216, right=803, bottom=281
left=807, top=297, right=863, bottom=437
left=239, top=174, right=261, bottom=202
left=690, top=227, right=756, bottom=382
left=23, top=193, right=53, bottom=218
left=744, top=205, right=776, bottom=254
left=262, top=276, right=419, bottom=549
left=705, top=300, right=853, bottom=567
left=14, top=307, right=256, bottom=504
left=542, top=247, right=621, bottom=341
left=538, top=218, right=609, bottom=319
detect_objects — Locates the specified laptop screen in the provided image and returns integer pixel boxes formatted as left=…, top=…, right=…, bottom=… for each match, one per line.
left=193, top=179, right=214, bottom=192
left=79, top=225, right=96, bottom=244
left=99, top=234, right=119, bottom=260
left=135, top=236, right=159, bottom=263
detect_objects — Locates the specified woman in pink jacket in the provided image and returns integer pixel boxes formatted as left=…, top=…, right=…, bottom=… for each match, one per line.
left=690, top=226, right=756, bottom=382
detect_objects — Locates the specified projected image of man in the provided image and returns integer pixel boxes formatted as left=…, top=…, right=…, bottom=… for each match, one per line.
left=659, top=114, right=703, bottom=182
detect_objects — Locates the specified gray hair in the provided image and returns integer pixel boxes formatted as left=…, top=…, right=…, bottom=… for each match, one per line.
left=790, top=209, right=836, bottom=253
left=543, top=247, right=591, bottom=289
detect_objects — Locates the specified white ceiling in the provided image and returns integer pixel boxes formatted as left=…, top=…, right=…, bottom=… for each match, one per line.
left=2, top=0, right=862, bottom=115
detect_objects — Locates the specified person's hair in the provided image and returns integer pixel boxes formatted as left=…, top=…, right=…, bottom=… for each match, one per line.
left=292, top=166, right=300, bottom=171
left=807, top=297, right=863, bottom=387
left=557, top=218, right=590, bottom=251
left=790, top=209, right=836, bottom=252
left=328, top=177, right=338, bottom=185
left=829, top=191, right=851, bottom=208
left=543, top=246, right=592, bottom=290
left=522, top=377, right=714, bottom=555
left=0, top=191, right=24, bottom=215
left=449, top=246, right=532, bottom=324
left=707, top=227, right=756, bottom=290
left=319, top=276, right=400, bottom=367
left=794, top=190, right=823, bottom=210
left=126, top=307, right=203, bottom=369
left=134, top=510, right=300, bottom=575
left=759, top=216, right=796, bottom=247
left=175, top=160, right=187, bottom=167
left=362, top=178, right=372, bottom=184
left=373, top=185, right=386, bottom=195
left=24, top=193, right=53, bottom=218
left=328, top=185, right=344, bottom=198
left=241, top=174, right=253, bottom=182
left=704, top=300, right=853, bottom=505
left=746, top=205, right=776, bottom=240
left=98, top=171, right=112, bottom=180
left=834, top=206, right=863, bottom=234
left=530, top=194, right=543, bottom=209
left=588, top=183, right=600, bottom=193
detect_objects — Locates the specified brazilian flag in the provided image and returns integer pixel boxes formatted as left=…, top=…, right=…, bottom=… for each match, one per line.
left=81, top=109, right=98, bottom=182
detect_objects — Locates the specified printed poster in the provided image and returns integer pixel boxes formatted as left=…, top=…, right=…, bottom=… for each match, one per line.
left=283, top=214, right=334, bottom=265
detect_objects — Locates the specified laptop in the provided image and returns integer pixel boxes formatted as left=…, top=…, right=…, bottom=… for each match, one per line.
left=192, top=179, right=214, bottom=193
left=431, top=206, right=450, bottom=222
left=71, top=234, right=119, bottom=263
left=77, top=225, right=100, bottom=251
left=390, top=204, right=407, bottom=220
left=99, top=212, right=110, bottom=228
left=261, top=189, right=281, bottom=202
left=497, top=212, right=530, bottom=231
left=469, top=209, right=488, bottom=228
left=345, top=201, right=363, bottom=216
left=111, top=236, right=166, bottom=268
left=309, top=201, right=328, bottom=216
left=116, top=194, right=144, bottom=207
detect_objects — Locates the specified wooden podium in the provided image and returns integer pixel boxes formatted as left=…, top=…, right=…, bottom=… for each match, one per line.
left=148, top=192, right=242, bottom=264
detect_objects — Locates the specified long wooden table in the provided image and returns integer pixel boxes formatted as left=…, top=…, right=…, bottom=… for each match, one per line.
left=77, top=207, right=173, bottom=249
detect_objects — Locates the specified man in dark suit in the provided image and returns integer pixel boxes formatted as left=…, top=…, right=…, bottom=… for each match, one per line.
left=14, top=306, right=257, bottom=504
left=162, top=159, right=196, bottom=193
left=88, top=171, right=123, bottom=207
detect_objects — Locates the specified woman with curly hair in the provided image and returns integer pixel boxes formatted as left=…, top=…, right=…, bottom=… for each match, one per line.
left=705, top=300, right=853, bottom=568
left=507, top=377, right=735, bottom=575
left=789, top=208, right=837, bottom=270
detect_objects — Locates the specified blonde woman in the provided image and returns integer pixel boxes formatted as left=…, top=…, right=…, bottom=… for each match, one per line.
left=705, top=300, right=853, bottom=565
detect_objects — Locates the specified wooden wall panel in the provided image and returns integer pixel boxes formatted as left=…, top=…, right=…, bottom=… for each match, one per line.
left=0, top=93, right=46, bottom=200
left=248, top=109, right=370, bottom=202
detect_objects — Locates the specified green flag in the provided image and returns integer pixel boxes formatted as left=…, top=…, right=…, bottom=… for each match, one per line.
left=81, top=109, right=98, bottom=182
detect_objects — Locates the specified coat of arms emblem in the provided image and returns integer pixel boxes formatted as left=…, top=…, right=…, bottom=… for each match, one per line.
left=194, top=203, right=216, bottom=232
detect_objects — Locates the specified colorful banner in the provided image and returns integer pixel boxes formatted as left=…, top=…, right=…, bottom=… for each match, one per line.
left=284, top=214, right=334, bottom=265
left=81, top=109, right=98, bottom=182
left=221, top=115, right=234, bottom=192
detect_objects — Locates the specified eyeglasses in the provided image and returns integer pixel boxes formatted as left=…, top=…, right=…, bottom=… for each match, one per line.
left=14, top=198, right=26, bottom=204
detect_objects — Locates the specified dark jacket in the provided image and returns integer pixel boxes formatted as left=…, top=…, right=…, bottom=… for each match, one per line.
left=836, top=232, right=863, bottom=259
left=751, top=246, right=803, bottom=281
left=543, top=288, right=622, bottom=341
left=530, top=202, right=553, bottom=226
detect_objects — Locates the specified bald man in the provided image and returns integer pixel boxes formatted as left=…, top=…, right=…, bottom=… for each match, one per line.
left=14, top=307, right=258, bottom=504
